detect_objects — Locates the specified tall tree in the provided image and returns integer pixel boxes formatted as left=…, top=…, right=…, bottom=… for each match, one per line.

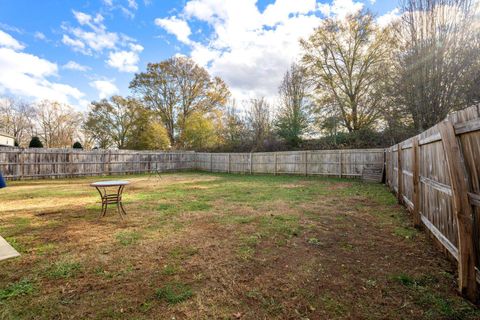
left=84, top=96, right=142, bottom=149
left=222, top=102, right=249, bottom=151
left=275, top=63, right=310, bottom=148
left=301, top=10, right=395, bottom=132
left=246, top=98, right=272, bottom=151
left=395, top=0, right=480, bottom=131
left=129, top=56, right=230, bottom=146
left=0, top=97, right=35, bottom=146
left=36, top=100, right=82, bottom=148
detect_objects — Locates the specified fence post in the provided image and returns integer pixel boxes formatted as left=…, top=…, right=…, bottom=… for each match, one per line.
left=250, top=153, right=253, bottom=175
left=274, top=152, right=277, bottom=176
left=19, top=148, right=25, bottom=180
left=304, top=151, right=308, bottom=176
left=227, top=153, right=231, bottom=174
left=397, top=143, right=403, bottom=204
left=438, top=120, right=478, bottom=302
left=339, top=150, right=343, bottom=178
left=106, top=150, right=112, bottom=176
left=412, top=137, right=421, bottom=228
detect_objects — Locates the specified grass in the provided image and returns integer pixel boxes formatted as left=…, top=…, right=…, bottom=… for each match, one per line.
left=0, top=279, right=35, bottom=300
left=115, top=230, right=142, bottom=246
left=46, top=260, right=82, bottom=279
left=0, top=172, right=478, bottom=319
left=391, top=273, right=479, bottom=319
left=155, top=282, right=193, bottom=304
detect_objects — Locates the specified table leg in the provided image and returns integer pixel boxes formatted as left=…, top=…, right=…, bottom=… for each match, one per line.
left=116, top=185, right=125, bottom=219
left=118, top=185, right=127, bottom=215
left=95, top=187, right=107, bottom=218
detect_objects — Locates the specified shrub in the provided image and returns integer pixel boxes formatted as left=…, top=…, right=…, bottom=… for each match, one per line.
left=28, top=136, right=43, bottom=148
left=72, top=141, right=83, bottom=149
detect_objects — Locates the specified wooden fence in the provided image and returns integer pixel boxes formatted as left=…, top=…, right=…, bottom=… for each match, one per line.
left=0, top=148, right=195, bottom=179
left=194, top=149, right=385, bottom=177
left=386, top=105, right=480, bottom=302
left=0, top=148, right=386, bottom=180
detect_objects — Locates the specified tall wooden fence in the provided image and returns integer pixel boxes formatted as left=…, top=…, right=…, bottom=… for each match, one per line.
left=0, top=148, right=386, bottom=180
left=195, top=149, right=385, bottom=177
left=0, top=148, right=195, bottom=179
left=386, top=105, right=480, bottom=301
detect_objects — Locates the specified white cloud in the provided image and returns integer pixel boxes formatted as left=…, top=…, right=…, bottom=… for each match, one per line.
left=102, top=0, right=138, bottom=18
left=90, top=79, right=119, bottom=99
left=62, top=10, right=143, bottom=71
left=156, top=0, right=326, bottom=102
left=318, top=0, right=364, bottom=18
left=377, top=8, right=401, bottom=27
left=62, top=11, right=119, bottom=55
left=154, top=16, right=192, bottom=44
left=0, top=29, right=25, bottom=50
left=154, top=0, right=384, bottom=103
left=262, top=0, right=317, bottom=26
left=63, top=61, right=90, bottom=71
left=0, top=32, right=84, bottom=105
left=106, top=44, right=143, bottom=72
left=34, top=31, right=46, bottom=41
left=73, top=10, right=93, bottom=25
left=62, top=34, right=86, bottom=51
left=128, top=0, right=138, bottom=9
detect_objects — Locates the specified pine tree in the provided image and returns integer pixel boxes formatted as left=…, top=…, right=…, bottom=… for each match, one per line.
left=72, top=141, right=83, bottom=149
left=29, top=136, right=43, bottom=148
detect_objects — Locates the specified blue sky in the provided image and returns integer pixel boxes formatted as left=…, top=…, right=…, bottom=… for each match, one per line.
left=0, top=0, right=398, bottom=110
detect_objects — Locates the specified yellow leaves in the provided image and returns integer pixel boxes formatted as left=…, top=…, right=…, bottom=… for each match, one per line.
left=181, top=112, right=221, bottom=150
left=140, top=122, right=171, bottom=150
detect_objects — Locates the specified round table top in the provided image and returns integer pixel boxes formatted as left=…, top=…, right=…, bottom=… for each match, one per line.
left=90, top=180, right=130, bottom=187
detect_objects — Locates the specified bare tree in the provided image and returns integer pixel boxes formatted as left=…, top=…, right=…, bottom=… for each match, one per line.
left=36, top=100, right=83, bottom=148
left=246, top=98, right=272, bottom=150
left=222, top=100, right=249, bottom=151
left=396, top=0, right=480, bottom=131
left=275, top=63, right=311, bottom=148
left=0, top=97, right=35, bottom=146
left=301, top=10, right=396, bottom=132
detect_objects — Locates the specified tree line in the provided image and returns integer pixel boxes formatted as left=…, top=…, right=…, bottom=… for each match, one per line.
left=1, top=0, right=479, bottom=151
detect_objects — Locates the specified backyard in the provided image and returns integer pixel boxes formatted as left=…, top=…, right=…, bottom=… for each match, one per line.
left=0, top=172, right=478, bottom=319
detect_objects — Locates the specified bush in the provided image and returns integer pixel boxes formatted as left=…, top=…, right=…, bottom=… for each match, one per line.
left=72, top=141, right=83, bottom=149
left=28, top=137, right=43, bottom=148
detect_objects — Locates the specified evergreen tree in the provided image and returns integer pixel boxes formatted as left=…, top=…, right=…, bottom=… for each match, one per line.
left=72, top=141, right=83, bottom=149
left=29, top=136, right=43, bottom=148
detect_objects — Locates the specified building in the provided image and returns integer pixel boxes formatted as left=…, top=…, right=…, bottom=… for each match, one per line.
left=0, top=132, right=14, bottom=147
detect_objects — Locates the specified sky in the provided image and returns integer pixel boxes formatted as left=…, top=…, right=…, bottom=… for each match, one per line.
left=0, top=0, right=399, bottom=111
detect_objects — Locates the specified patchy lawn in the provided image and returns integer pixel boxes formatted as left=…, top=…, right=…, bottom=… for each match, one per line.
left=0, top=172, right=478, bottom=319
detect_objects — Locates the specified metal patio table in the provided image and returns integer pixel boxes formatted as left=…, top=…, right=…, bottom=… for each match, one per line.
left=90, top=180, right=130, bottom=219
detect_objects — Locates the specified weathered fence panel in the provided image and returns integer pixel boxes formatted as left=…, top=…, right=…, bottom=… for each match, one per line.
left=195, top=149, right=385, bottom=178
left=0, top=148, right=196, bottom=180
left=1, top=148, right=385, bottom=180
left=386, top=104, right=480, bottom=301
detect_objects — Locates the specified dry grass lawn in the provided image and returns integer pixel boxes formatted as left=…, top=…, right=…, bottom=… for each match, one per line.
left=0, top=172, right=478, bottom=319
